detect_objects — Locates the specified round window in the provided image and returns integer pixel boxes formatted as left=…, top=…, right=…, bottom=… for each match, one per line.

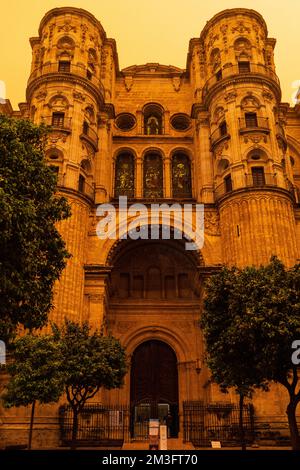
left=115, top=113, right=136, bottom=131
left=170, top=113, right=191, bottom=131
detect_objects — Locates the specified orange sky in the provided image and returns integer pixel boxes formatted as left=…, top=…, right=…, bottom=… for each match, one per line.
left=0, top=0, right=299, bottom=107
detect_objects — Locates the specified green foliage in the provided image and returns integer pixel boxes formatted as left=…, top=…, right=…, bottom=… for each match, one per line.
left=2, top=334, right=65, bottom=407
left=52, top=320, right=127, bottom=410
left=202, top=257, right=300, bottom=393
left=0, top=115, right=71, bottom=342
left=201, top=256, right=300, bottom=448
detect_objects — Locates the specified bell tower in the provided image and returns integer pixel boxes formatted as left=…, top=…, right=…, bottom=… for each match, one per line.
left=191, top=9, right=298, bottom=266
left=26, top=7, right=116, bottom=325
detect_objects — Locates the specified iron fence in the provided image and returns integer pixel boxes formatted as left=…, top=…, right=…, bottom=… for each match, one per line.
left=59, top=403, right=130, bottom=447
left=183, top=401, right=255, bottom=447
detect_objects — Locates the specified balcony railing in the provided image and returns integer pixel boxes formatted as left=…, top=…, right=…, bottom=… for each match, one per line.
left=28, top=63, right=105, bottom=96
left=41, top=116, right=72, bottom=130
left=56, top=174, right=95, bottom=200
left=245, top=172, right=277, bottom=187
left=214, top=173, right=293, bottom=201
left=210, top=126, right=230, bottom=148
left=203, top=63, right=280, bottom=97
left=80, top=125, right=99, bottom=150
left=238, top=117, right=270, bottom=133
left=276, top=123, right=288, bottom=150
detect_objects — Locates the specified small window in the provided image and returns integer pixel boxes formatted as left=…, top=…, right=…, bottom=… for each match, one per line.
left=58, top=61, right=71, bottom=73
left=245, top=112, right=258, bottom=128
left=224, top=174, right=232, bottom=193
left=83, top=121, right=89, bottom=135
left=216, top=69, right=223, bottom=81
left=238, top=61, right=250, bottom=73
left=219, top=121, right=227, bottom=136
left=251, top=167, right=265, bottom=186
left=78, top=174, right=85, bottom=193
left=50, top=165, right=59, bottom=175
left=52, top=112, right=65, bottom=128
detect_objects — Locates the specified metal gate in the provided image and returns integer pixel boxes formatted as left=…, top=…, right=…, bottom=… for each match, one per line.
left=59, top=404, right=130, bottom=446
left=183, top=401, right=255, bottom=447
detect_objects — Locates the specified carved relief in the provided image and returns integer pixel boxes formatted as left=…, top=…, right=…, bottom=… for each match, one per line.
left=224, top=91, right=237, bottom=103
left=220, top=24, right=228, bottom=52
left=124, top=76, right=133, bottom=92
left=58, top=22, right=77, bottom=33
left=48, top=132, right=68, bottom=144
left=243, top=134, right=268, bottom=144
left=210, top=48, right=221, bottom=71
left=262, top=91, right=273, bottom=102
left=35, top=90, right=47, bottom=101
left=207, top=33, right=219, bottom=49
left=215, top=142, right=229, bottom=156
left=205, top=211, right=221, bottom=236
left=80, top=24, right=88, bottom=51
left=241, top=93, right=260, bottom=109
left=172, top=77, right=181, bottom=92
left=73, top=91, right=86, bottom=101
left=231, top=21, right=251, bottom=34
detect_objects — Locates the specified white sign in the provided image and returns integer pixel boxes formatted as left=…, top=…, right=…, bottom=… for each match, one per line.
left=160, top=425, right=167, bottom=450
left=211, top=441, right=221, bottom=449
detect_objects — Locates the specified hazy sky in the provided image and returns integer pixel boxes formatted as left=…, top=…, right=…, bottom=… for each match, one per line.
left=0, top=0, right=299, bottom=107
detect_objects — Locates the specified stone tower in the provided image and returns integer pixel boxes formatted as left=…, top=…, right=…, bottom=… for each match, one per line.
left=26, top=8, right=116, bottom=326
left=190, top=9, right=298, bottom=267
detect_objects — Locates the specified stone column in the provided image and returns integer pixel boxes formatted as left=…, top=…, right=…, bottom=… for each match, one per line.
left=95, top=112, right=111, bottom=204
left=195, top=111, right=214, bottom=203
left=164, top=156, right=171, bottom=198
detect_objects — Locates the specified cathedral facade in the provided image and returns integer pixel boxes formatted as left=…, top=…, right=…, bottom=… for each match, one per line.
left=1, top=7, right=300, bottom=448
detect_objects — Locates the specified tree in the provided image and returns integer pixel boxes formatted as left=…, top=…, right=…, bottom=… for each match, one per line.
left=201, top=257, right=300, bottom=450
left=0, top=115, right=70, bottom=343
left=201, top=266, right=268, bottom=449
left=53, top=320, right=127, bottom=449
left=2, top=334, right=65, bottom=449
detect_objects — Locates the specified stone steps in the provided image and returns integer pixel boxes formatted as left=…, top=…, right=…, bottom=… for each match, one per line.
left=122, top=438, right=195, bottom=450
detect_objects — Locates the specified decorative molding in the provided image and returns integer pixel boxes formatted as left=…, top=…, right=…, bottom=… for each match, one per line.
left=57, top=23, right=77, bottom=33
left=48, top=132, right=68, bottom=143
left=231, top=21, right=251, bottom=34
left=205, top=211, right=221, bottom=236
left=124, top=76, right=133, bottom=92
left=73, top=91, right=86, bottom=101
left=172, top=76, right=181, bottom=92
left=243, top=134, right=268, bottom=144
left=224, top=91, right=237, bottom=103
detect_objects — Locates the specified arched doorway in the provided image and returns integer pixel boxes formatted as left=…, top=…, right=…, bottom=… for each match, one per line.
left=130, top=340, right=179, bottom=438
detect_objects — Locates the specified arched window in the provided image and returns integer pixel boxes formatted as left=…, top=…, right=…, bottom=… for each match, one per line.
left=143, top=104, right=163, bottom=135
left=143, top=152, right=163, bottom=198
left=115, top=152, right=135, bottom=197
left=172, top=153, right=192, bottom=198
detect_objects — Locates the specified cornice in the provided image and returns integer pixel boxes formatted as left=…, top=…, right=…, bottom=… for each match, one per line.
left=203, top=74, right=281, bottom=107
left=26, top=74, right=105, bottom=108
left=200, top=8, right=268, bottom=41
left=112, top=135, right=193, bottom=143
left=217, top=186, right=295, bottom=207
left=38, top=7, right=107, bottom=42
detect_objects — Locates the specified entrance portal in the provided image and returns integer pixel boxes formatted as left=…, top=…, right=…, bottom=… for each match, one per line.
left=130, top=340, right=179, bottom=438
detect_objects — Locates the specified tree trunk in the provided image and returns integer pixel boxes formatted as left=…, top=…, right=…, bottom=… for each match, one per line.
left=71, top=409, right=79, bottom=450
left=287, top=400, right=300, bottom=451
left=239, top=394, right=246, bottom=451
left=28, top=400, right=36, bottom=450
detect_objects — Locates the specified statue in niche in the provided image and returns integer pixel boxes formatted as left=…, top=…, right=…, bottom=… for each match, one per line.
left=146, top=116, right=160, bottom=135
